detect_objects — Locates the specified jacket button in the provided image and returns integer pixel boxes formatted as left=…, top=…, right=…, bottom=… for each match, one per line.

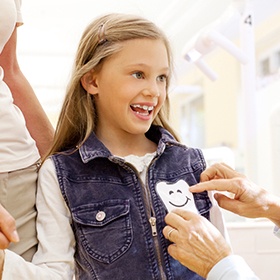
left=96, top=211, right=106, bottom=221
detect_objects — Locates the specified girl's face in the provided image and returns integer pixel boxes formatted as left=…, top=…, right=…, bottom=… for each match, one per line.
left=89, top=38, right=169, bottom=140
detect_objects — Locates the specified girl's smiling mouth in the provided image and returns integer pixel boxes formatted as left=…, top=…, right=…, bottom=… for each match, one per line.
left=130, top=104, right=154, bottom=116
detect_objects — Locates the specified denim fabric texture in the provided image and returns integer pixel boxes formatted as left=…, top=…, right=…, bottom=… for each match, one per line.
left=52, top=125, right=212, bottom=280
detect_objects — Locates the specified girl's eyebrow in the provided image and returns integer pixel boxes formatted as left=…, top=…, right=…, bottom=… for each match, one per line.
left=125, top=63, right=170, bottom=72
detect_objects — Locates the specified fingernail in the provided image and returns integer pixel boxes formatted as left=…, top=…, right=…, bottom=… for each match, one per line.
left=11, top=230, right=20, bottom=243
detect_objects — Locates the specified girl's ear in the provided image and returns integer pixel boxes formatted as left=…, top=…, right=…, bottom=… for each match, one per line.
left=81, top=70, right=98, bottom=95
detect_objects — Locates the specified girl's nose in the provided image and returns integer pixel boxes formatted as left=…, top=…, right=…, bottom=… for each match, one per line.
left=142, top=81, right=160, bottom=97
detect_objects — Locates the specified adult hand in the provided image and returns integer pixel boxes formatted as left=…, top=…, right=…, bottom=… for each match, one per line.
left=0, top=204, right=19, bottom=249
left=163, top=209, right=232, bottom=278
left=190, top=163, right=280, bottom=226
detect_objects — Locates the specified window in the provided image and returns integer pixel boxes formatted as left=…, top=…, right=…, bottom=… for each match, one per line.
left=180, top=95, right=205, bottom=148
left=260, top=57, right=270, bottom=76
left=257, top=46, right=280, bottom=88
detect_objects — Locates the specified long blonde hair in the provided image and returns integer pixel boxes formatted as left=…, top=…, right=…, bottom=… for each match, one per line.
left=47, top=13, right=179, bottom=158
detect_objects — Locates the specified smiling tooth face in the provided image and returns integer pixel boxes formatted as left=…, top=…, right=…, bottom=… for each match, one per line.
left=156, top=180, right=198, bottom=213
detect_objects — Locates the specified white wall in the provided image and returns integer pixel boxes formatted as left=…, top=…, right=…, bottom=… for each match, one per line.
left=256, top=79, right=280, bottom=196
left=227, top=220, right=280, bottom=279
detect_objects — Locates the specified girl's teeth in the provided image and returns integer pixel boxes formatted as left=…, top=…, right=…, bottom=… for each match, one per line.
left=136, top=111, right=149, bottom=116
left=132, top=105, right=154, bottom=111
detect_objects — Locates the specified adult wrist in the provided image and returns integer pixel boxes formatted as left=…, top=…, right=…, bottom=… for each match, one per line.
left=266, top=195, right=280, bottom=228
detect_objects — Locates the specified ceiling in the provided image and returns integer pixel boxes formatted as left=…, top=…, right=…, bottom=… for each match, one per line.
left=20, top=0, right=231, bottom=54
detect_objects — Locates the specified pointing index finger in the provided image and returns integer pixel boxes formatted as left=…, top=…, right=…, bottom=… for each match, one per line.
left=189, top=179, right=240, bottom=196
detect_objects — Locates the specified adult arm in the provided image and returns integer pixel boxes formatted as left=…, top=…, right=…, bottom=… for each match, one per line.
left=0, top=159, right=75, bottom=279
left=190, top=163, right=280, bottom=228
left=163, top=209, right=259, bottom=279
left=0, top=27, right=54, bottom=158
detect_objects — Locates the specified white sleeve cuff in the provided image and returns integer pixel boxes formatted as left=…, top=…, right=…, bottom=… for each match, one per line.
left=207, top=255, right=259, bottom=280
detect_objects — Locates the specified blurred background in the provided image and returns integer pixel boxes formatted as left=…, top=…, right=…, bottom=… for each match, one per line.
left=18, top=0, right=280, bottom=278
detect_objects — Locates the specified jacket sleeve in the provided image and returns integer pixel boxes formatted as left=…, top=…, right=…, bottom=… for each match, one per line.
left=207, top=255, right=259, bottom=280
left=2, top=159, right=75, bottom=279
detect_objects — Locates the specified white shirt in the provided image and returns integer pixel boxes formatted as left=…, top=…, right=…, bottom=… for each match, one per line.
left=0, top=0, right=22, bottom=53
left=207, top=255, right=260, bottom=280
left=0, top=0, right=39, bottom=172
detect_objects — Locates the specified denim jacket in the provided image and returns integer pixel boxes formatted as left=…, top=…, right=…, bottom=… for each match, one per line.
left=52, top=125, right=212, bottom=280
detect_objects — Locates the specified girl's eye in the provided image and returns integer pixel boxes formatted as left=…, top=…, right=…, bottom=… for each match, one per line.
left=157, top=75, right=167, bottom=83
left=132, top=72, right=144, bottom=79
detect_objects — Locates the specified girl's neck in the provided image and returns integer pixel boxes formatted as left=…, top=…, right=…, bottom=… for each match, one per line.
left=96, top=129, right=157, bottom=157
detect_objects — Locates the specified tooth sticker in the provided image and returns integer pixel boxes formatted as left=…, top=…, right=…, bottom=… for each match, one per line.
left=156, top=180, right=198, bottom=213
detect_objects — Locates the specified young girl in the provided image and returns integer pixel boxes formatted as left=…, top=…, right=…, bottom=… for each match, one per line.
left=1, top=13, right=227, bottom=279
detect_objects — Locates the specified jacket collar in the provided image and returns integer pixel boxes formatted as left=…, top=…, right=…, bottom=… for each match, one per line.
left=79, top=125, right=181, bottom=163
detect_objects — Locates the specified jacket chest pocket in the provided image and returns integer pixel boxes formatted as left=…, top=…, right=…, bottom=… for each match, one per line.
left=72, top=199, right=132, bottom=264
